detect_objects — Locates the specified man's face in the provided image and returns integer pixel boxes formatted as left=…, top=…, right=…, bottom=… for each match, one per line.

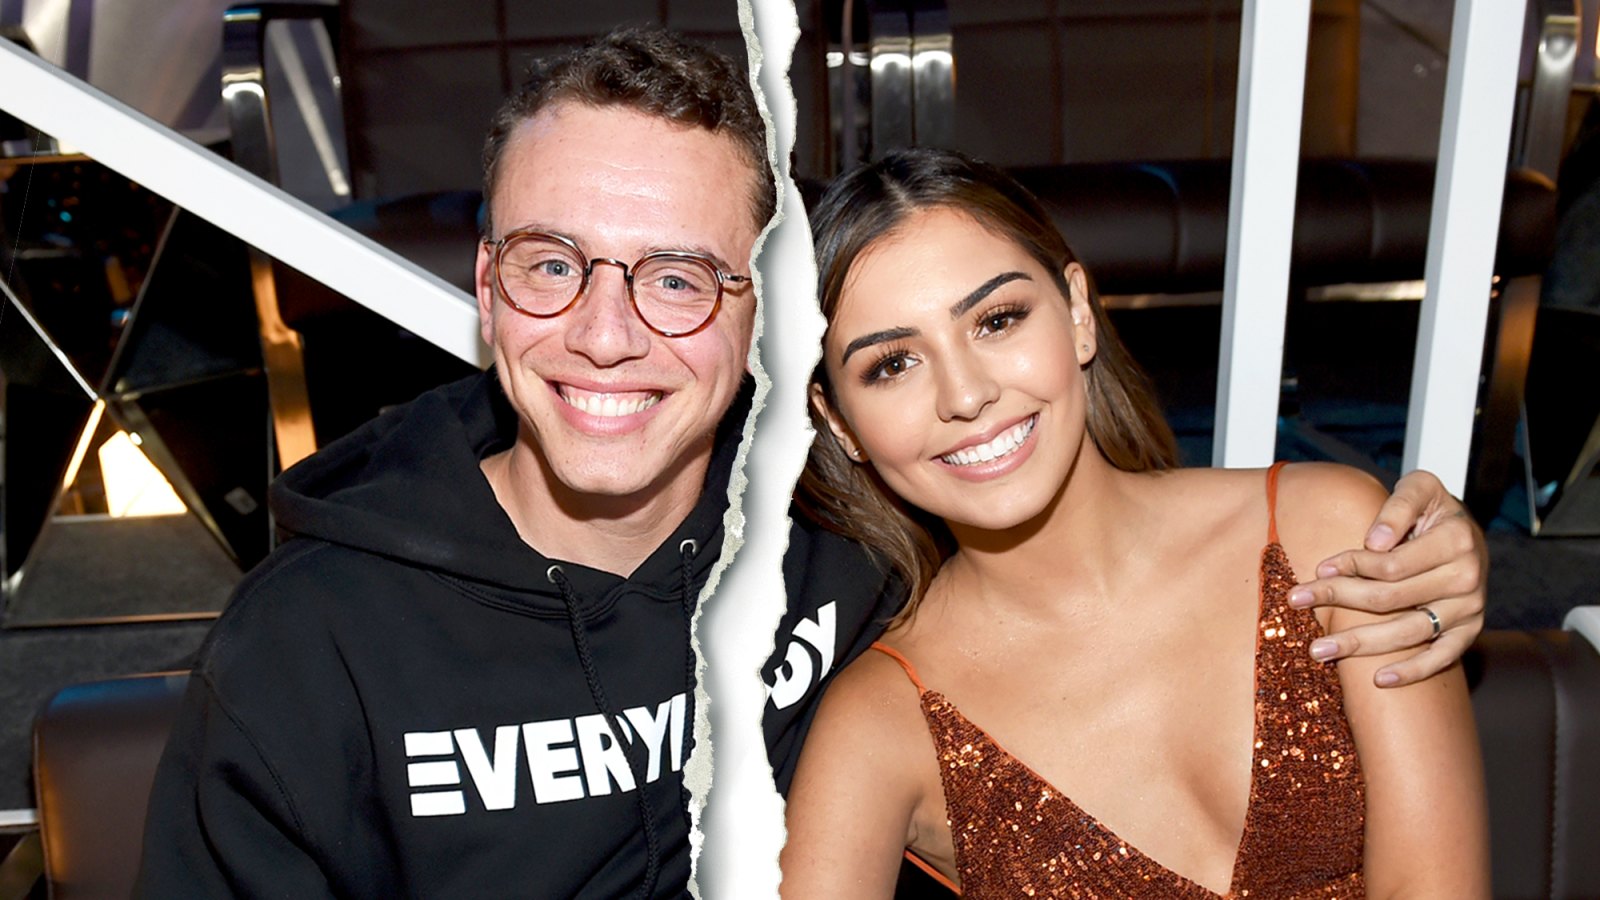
left=476, top=101, right=760, bottom=504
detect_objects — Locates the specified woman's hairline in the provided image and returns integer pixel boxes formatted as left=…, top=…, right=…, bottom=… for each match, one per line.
left=818, top=201, right=1076, bottom=392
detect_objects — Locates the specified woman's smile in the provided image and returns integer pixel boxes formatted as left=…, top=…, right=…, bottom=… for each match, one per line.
left=934, top=412, right=1039, bottom=477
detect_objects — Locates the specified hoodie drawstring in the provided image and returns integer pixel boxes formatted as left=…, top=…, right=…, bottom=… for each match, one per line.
left=675, top=540, right=700, bottom=839
left=547, top=544, right=701, bottom=900
left=549, top=564, right=661, bottom=899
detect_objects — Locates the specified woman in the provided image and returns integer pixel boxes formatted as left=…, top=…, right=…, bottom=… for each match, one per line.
left=779, top=149, right=1488, bottom=898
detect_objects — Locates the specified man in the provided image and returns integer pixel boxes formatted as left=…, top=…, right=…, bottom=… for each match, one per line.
left=139, top=29, right=772, bottom=898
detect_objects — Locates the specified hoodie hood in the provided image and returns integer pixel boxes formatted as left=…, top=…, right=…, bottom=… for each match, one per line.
left=270, top=370, right=752, bottom=605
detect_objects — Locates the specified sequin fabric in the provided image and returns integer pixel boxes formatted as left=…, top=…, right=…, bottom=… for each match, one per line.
left=886, top=469, right=1366, bottom=898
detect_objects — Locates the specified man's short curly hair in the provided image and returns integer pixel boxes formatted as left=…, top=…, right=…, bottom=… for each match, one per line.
left=481, top=27, right=775, bottom=235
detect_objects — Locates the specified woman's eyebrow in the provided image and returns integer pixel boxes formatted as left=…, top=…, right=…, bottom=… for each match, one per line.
left=948, top=271, right=1030, bottom=318
left=840, top=326, right=918, bottom=365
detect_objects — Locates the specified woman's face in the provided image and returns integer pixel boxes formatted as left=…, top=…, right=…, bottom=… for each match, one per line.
left=815, top=207, right=1097, bottom=531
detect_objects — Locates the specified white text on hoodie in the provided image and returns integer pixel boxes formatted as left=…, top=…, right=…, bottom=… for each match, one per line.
left=403, top=692, right=688, bottom=816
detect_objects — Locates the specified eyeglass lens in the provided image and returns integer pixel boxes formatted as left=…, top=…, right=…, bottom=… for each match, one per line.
left=498, top=235, right=721, bottom=335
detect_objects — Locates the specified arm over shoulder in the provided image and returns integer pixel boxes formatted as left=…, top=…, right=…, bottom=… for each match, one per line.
left=1274, top=463, right=1490, bottom=899
left=779, top=650, right=938, bottom=900
left=766, top=519, right=903, bottom=796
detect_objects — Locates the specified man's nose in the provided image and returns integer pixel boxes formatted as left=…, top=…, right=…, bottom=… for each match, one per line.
left=935, top=350, right=1000, bottom=422
left=563, top=262, right=652, bottom=365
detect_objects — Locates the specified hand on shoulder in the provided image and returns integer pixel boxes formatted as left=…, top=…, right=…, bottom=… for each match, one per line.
left=1273, top=467, right=1489, bottom=896
left=1273, top=463, right=1486, bottom=686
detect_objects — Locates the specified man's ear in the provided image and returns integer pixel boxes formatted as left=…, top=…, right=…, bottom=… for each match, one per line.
left=809, top=382, right=867, bottom=462
left=475, top=240, right=497, bottom=346
left=1065, top=262, right=1096, bottom=366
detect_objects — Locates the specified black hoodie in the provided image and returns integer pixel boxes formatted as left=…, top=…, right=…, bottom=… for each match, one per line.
left=138, top=371, right=751, bottom=899
left=762, top=515, right=902, bottom=796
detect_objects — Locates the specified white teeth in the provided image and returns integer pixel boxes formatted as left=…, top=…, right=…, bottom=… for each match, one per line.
left=941, top=416, right=1035, bottom=467
left=560, top=387, right=661, bottom=417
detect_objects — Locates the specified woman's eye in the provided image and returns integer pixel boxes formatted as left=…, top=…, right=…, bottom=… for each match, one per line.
left=863, top=352, right=916, bottom=384
left=977, top=306, right=1030, bottom=335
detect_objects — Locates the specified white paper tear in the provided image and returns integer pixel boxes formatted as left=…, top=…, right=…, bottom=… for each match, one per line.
left=692, top=0, right=819, bottom=897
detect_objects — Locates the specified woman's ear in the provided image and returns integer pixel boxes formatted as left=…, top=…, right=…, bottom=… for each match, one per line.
left=809, top=382, right=868, bottom=463
left=1065, top=262, right=1097, bottom=366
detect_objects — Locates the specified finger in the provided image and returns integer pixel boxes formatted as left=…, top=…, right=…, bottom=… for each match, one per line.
left=1289, top=563, right=1478, bottom=616
left=1305, top=595, right=1478, bottom=659
left=1311, top=512, right=1481, bottom=584
left=1365, top=470, right=1455, bottom=551
left=1372, top=621, right=1480, bottom=687
left=1308, top=605, right=1450, bottom=661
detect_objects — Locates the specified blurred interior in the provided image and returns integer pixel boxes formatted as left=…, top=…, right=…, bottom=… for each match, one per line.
left=0, top=0, right=1598, bottom=897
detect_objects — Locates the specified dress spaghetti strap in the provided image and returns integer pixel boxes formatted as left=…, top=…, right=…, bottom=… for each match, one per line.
left=905, top=851, right=962, bottom=895
left=869, top=641, right=927, bottom=694
left=868, top=642, right=960, bottom=894
left=1266, top=461, right=1288, bottom=545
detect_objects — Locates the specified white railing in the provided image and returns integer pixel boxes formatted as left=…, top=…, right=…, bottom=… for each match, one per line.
left=1403, top=0, right=1529, bottom=490
left=1215, top=0, right=1312, bottom=470
left=1218, top=0, right=1529, bottom=495
left=0, top=38, right=485, bottom=367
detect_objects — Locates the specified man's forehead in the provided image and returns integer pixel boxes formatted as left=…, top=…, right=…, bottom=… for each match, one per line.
left=492, top=102, right=764, bottom=245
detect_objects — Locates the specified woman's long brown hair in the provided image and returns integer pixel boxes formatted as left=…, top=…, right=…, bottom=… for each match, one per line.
left=796, top=149, right=1179, bottom=625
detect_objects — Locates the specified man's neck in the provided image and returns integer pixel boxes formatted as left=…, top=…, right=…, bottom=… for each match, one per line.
left=480, top=441, right=711, bottom=577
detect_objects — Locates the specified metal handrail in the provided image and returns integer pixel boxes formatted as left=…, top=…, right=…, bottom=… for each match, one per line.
left=0, top=37, right=484, bottom=369
left=1517, top=0, right=1581, bottom=178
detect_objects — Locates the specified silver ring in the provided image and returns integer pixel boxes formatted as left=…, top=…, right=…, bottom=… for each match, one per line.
left=1419, top=606, right=1442, bottom=641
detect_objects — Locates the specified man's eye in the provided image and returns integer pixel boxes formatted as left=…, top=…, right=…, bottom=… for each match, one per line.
left=536, top=259, right=574, bottom=278
left=659, top=275, right=690, bottom=291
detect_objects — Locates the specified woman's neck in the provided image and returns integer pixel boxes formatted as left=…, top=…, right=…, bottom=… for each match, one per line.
left=938, top=450, right=1162, bottom=622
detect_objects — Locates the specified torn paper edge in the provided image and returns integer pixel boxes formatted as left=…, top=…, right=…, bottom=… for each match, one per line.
left=687, top=0, right=819, bottom=896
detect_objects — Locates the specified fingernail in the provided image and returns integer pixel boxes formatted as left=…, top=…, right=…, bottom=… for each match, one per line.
left=1288, top=588, right=1314, bottom=608
left=1366, top=523, right=1395, bottom=549
left=1375, top=670, right=1401, bottom=687
left=1309, top=638, right=1338, bottom=661
left=1315, top=562, right=1338, bottom=579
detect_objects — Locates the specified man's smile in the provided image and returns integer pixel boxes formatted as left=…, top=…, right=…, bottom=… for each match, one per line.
left=555, top=383, right=665, bottom=418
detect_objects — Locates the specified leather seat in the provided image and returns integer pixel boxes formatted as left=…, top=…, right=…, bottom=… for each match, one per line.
left=1012, top=159, right=1555, bottom=295
left=32, top=672, right=189, bottom=900
left=1468, top=624, right=1600, bottom=899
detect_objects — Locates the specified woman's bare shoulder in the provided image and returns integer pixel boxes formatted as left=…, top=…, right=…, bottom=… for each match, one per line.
left=788, top=644, right=936, bottom=816
left=1271, top=462, right=1389, bottom=573
left=803, top=645, right=930, bottom=757
left=783, top=648, right=944, bottom=897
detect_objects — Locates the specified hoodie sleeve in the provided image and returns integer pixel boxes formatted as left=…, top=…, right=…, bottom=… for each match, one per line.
left=763, top=518, right=903, bottom=795
left=136, top=672, right=338, bottom=899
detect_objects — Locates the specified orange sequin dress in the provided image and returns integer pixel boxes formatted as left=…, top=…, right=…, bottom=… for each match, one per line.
left=874, top=463, right=1366, bottom=898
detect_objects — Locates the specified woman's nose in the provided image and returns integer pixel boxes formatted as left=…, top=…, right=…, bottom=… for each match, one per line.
left=934, top=351, right=1000, bottom=422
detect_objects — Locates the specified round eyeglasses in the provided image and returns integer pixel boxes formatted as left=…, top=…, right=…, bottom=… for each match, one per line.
left=484, top=230, right=751, bottom=338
